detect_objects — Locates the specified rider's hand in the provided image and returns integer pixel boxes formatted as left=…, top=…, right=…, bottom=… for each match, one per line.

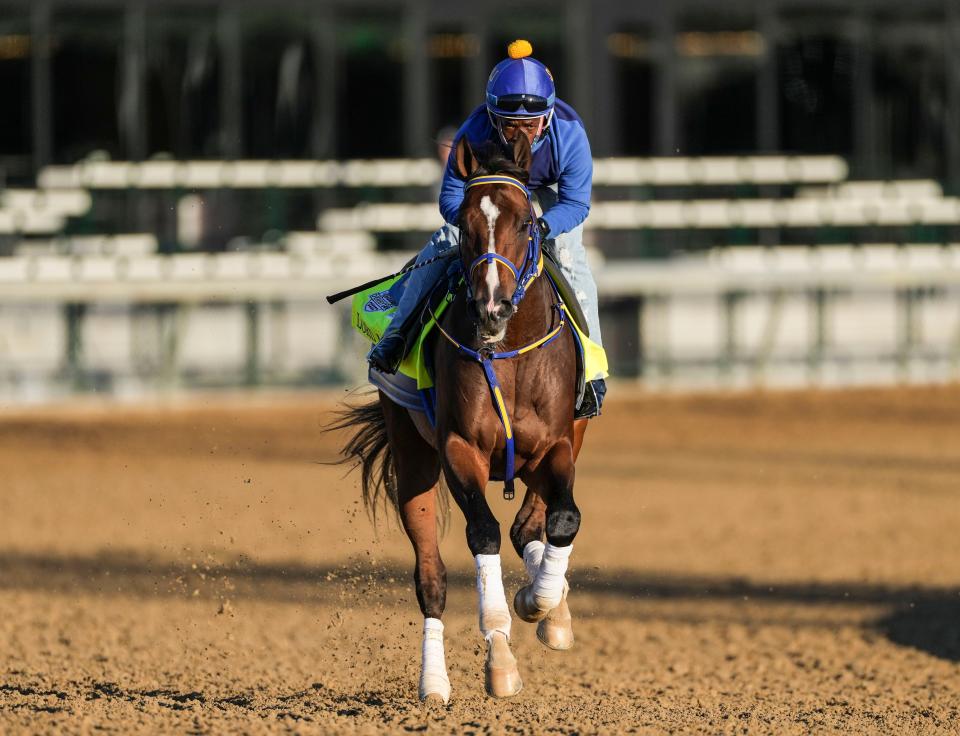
left=536, top=217, right=550, bottom=240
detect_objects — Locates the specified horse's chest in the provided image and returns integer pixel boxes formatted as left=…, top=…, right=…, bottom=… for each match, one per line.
left=441, top=384, right=548, bottom=456
left=509, top=410, right=551, bottom=454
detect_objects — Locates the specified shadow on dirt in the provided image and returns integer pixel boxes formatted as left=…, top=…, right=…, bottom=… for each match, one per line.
left=1, top=548, right=957, bottom=662
left=878, top=601, right=960, bottom=663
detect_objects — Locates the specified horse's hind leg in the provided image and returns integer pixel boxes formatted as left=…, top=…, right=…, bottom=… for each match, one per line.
left=380, top=396, right=450, bottom=704
left=442, top=434, right=522, bottom=699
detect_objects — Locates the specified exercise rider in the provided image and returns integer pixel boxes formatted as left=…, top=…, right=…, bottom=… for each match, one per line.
left=367, top=39, right=606, bottom=414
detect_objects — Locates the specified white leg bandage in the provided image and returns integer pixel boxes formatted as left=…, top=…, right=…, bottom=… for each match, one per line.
left=475, top=554, right=512, bottom=640
left=532, top=543, right=572, bottom=611
left=522, top=540, right=545, bottom=582
left=419, top=617, right=451, bottom=703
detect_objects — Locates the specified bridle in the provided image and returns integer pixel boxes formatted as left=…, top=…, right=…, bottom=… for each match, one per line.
left=428, top=172, right=568, bottom=500
left=460, top=174, right=542, bottom=308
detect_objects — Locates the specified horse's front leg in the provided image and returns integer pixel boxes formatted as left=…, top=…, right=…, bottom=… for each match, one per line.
left=510, top=486, right=574, bottom=650
left=443, top=433, right=522, bottom=699
left=514, top=435, right=579, bottom=646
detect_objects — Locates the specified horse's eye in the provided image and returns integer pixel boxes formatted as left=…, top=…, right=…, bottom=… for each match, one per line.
left=518, top=219, right=531, bottom=233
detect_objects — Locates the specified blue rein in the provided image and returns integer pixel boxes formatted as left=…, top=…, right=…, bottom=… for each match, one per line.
left=431, top=173, right=566, bottom=500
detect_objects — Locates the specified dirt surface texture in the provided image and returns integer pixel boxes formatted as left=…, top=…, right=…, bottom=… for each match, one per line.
left=2, top=385, right=959, bottom=734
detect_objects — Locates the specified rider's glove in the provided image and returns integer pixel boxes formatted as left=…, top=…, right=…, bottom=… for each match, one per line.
left=536, top=217, right=550, bottom=240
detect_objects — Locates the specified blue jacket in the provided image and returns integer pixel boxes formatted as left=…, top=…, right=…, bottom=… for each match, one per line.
left=439, top=100, right=592, bottom=238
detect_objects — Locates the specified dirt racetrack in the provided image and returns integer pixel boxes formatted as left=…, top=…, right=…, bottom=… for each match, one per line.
left=2, top=385, right=960, bottom=734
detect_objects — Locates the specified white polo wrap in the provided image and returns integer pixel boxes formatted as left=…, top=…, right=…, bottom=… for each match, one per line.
left=532, top=542, right=572, bottom=611
left=475, top=554, right=512, bottom=640
left=419, top=617, right=451, bottom=703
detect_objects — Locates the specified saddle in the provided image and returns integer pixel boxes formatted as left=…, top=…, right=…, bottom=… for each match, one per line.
left=351, top=260, right=608, bottom=420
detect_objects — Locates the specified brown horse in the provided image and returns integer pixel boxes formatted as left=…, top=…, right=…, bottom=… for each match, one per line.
left=332, top=134, right=591, bottom=703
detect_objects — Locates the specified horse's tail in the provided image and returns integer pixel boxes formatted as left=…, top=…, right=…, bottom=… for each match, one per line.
left=324, top=392, right=449, bottom=532
left=325, top=395, right=398, bottom=524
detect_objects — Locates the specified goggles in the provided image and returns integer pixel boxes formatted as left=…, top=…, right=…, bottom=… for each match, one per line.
left=492, top=93, right=551, bottom=114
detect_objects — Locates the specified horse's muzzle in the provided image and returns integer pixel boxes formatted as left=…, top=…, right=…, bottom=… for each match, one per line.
left=471, top=297, right=515, bottom=339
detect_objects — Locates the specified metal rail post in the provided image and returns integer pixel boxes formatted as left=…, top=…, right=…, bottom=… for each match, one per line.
left=63, top=303, right=85, bottom=391
left=245, top=301, right=261, bottom=387
left=808, top=288, right=829, bottom=383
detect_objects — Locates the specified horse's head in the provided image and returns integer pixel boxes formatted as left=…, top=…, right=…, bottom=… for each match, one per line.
left=454, top=135, right=537, bottom=343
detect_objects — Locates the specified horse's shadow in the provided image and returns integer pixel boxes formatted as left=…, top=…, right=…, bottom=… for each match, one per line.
left=879, top=600, right=960, bottom=662
left=0, top=548, right=957, bottom=662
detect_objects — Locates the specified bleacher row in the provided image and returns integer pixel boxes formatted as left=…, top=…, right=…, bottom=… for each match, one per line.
left=315, top=192, right=960, bottom=232
left=35, top=155, right=846, bottom=190
left=2, top=154, right=848, bottom=240
left=9, top=232, right=375, bottom=259
left=0, top=189, right=91, bottom=235
left=3, top=244, right=960, bottom=305
left=3, top=154, right=959, bottom=270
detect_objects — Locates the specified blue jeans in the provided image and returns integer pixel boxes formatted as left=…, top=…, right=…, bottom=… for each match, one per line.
left=531, top=187, right=603, bottom=348
left=378, top=192, right=604, bottom=349
left=384, top=223, right=461, bottom=316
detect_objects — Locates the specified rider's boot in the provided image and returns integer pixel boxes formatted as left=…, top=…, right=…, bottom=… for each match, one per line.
left=367, top=333, right=407, bottom=374
left=367, top=283, right=444, bottom=374
left=574, top=378, right=607, bottom=419
left=367, top=307, right=423, bottom=374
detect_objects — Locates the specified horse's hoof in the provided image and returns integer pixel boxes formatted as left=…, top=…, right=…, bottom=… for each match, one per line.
left=484, top=633, right=523, bottom=698
left=419, top=674, right=451, bottom=705
left=421, top=692, right=448, bottom=707
left=536, top=597, right=574, bottom=651
left=513, top=584, right=548, bottom=623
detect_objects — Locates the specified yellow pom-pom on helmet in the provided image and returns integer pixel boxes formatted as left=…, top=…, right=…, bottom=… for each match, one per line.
left=507, top=39, right=533, bottom=59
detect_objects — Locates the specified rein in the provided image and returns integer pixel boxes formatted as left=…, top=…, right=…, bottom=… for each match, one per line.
left=430, top=173, right=567, bottom=500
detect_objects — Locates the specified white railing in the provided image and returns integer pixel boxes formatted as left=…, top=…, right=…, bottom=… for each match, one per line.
left=0, top=246, right=950, bottom=298
left=1, top=245, right=960, bottom=395
left=0, top=250, right=410, bottom=303
left=1, top=244, right=959, bottom=302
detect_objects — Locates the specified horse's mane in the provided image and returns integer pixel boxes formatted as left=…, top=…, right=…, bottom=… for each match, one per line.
left=469, top=142, right=529, bottom=183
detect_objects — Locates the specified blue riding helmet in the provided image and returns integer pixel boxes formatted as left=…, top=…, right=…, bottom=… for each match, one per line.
left=485, top=40, right=556, bottom=147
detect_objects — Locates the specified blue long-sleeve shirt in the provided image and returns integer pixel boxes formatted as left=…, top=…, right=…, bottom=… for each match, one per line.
left=439, top=100, right=592, bottom=238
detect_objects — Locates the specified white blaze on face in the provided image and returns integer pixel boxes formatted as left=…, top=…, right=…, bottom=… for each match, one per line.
left=479, top=195, right=500, bottom=309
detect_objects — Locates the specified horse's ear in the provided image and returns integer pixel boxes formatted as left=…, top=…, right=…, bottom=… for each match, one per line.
left=512, top=134, right=532, bottom=173
left=454, top=136, right=478, bottom=179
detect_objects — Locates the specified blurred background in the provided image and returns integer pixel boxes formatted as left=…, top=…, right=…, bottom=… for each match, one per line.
left=2, top=0, right=960, bottom=402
